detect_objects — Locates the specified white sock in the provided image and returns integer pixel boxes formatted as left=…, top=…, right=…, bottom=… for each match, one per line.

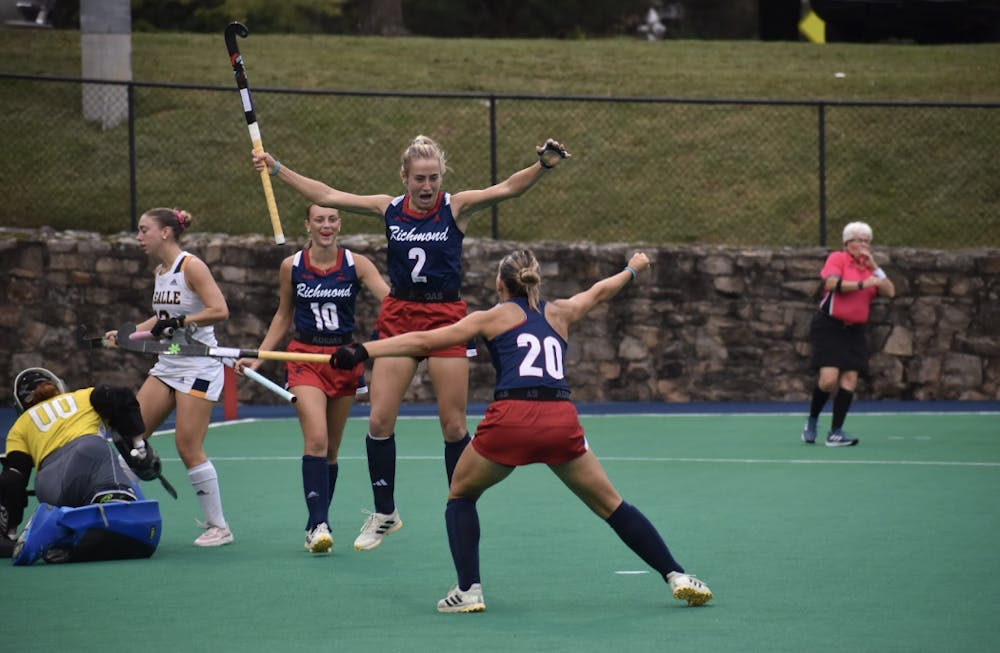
left=187, top=460, right=228, bottom=528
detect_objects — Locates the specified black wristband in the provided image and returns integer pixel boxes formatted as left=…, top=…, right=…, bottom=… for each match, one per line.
left=858, top=280, right=864, bottom=290
left=835, top=279, right=843, bottom=293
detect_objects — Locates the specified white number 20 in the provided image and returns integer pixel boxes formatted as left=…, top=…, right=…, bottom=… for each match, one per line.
left=516, top=333, right=564, bottom=379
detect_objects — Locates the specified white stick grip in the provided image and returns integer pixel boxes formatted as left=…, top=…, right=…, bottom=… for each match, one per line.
left=221, top=358, right=296, bottom=403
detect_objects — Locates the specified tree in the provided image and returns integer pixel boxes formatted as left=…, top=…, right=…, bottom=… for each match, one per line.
left=349, top=0, right=409, bottom=35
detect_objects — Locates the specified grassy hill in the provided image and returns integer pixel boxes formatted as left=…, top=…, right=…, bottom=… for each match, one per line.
left=4, top=29, right=998, bottom=100
left=1, top=29, right=997, bottom=246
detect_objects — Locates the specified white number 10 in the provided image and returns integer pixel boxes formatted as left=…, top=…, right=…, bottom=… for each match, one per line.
left=310, top=302, right=340, bottom=331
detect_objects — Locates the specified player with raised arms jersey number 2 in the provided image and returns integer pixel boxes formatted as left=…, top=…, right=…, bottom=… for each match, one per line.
left=331, top=249, right=713, bottom=613
left=254, top=135, right=570, bottom=551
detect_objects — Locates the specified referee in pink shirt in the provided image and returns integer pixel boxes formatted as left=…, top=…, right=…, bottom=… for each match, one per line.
left=802, top=221, right=896, bottom=446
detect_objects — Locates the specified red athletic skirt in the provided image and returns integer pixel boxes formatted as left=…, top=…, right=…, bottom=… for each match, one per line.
left=472, top=400, right=588, bottom=467
left=372, top=296, right=472, bottom=358
left=285, top=340, right=366, bottom=398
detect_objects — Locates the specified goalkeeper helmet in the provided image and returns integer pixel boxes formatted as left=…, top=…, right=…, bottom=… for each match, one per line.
left=13, top=367, right=67, bottom=413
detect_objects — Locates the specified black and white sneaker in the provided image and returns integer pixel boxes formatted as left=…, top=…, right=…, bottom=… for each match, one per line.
left=437, top=583, right=486, bottom=613
left=826, top=429, right=859, bottom=447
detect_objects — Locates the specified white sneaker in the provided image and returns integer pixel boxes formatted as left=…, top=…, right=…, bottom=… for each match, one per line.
left=353, top=510, right=402, bottom=551
left=437, top=583, right=486, bottom=613
left=667, top=571, right=714, bottom=606
left=194, top=523, right=234, bottom=547
left=305, top=522, right=333, bottom=554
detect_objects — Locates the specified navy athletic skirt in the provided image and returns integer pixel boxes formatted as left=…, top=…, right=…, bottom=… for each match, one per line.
left=809, top=312, right=870, bottom=375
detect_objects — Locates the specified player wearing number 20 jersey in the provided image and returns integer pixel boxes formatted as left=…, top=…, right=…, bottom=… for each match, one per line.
left=373, top=192, right=472, bottom=358
left=474, top=296, right=584, bottom=467
left=485, top=298, right=571, bottom=399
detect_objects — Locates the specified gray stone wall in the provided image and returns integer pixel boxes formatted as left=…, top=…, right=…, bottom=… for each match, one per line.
left=2, top=228, right=998, bottom=407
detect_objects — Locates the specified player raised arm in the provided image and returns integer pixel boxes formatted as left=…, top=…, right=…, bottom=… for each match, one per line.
left=253, top=150, right=393, bottom=217
left=546, top=252, right=650, bottom=335
left=449, top=138, right=569, bottom=229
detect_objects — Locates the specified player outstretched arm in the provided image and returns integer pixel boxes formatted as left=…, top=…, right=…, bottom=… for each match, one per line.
left=253, top=151, right=392, bottom=218
left=332, top=306, right=516, bottom=368
left=451, top=138, right=570, bottom=225
left=549, top=252, right=650, bottom=327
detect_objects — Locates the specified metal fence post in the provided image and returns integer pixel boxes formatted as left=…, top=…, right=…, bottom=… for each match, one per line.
left=128, top=81, right=137, bottom=231
left=817, top=101, right=827, bottom=247
left=489, top=95, right=498, bottom=239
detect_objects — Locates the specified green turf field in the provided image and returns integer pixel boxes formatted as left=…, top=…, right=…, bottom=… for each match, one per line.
left=5, top=412, right=998, bottom=652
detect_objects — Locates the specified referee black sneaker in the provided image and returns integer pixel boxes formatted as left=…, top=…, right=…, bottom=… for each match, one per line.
left=826, top=429, right=859, bottom=447
left=801, top=419, right=818, bottom=444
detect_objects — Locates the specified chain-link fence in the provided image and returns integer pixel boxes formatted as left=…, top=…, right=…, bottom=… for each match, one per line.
left=3, top=73, right=997, bottom=247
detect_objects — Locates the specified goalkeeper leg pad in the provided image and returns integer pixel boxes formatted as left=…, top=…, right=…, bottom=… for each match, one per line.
left=12, top=500, right=162, bottom=565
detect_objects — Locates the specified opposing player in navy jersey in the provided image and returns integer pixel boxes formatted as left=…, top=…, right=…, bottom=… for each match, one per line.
left=331, top=249, right=713, bottom=612
left=236, top=204, right=388, bottom=553
left=105, top=207, right=234, bottom=547
left=253, top=135, right=569, bottom=551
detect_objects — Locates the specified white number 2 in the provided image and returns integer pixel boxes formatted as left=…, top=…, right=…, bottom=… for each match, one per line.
left=516, top=333, right=564, bottom=379
left=309, top=302, right=340, bottom=330
left=408, top=247, right=428, bottom=284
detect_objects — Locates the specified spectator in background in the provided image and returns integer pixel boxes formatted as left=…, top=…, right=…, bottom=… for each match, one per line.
left=802, top=221, right=896, bottom=446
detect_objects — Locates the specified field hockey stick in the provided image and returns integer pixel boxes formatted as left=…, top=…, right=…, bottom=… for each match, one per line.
left=118, top=323, right=336, bottom=365
left=225, top=21, right=285, bottom=245
left=77, top=324, right=109, bottom=349
left=221, top=357, right=297, bottom=404
left=156, top=474, right=178, bottom=499
left=128, top=328, right=297, bottom=403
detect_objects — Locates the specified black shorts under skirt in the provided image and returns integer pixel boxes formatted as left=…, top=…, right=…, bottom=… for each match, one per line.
left=809, top=312, right=870, bottom=375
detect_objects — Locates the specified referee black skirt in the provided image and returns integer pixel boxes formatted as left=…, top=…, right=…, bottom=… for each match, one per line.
left=809, top=312, right=870, bottom=375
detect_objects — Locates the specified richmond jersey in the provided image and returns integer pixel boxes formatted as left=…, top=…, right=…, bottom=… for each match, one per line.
left=485, top=298, right=571, bottom=396
left=5, top=388, right=103, bottom=468
left=291, top=247, right=360, bottom=340
left=383, top=192, right=464, bottom=296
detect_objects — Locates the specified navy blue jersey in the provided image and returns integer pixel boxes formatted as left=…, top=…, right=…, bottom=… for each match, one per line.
left=485, top=298, right=571, bottom=396
left=383, top=193, right=464, bottom=296
left=290, top=248, right=360, bottom=339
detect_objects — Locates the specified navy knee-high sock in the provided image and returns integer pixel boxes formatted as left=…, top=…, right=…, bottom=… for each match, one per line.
left=809, top=385, right=831, bottom=420
left=831, top=389, right=854, bottom=431
left=445, top=497, right=481, bottom=591
left=302, top=455, right=329, bottom=530
left=327, top=462, right=339, bottom=511
left=366, top=433, right=396, bottom=514
left=444, top=433, right=471, bottom=485
left=606, top=501, right=683, bottom=579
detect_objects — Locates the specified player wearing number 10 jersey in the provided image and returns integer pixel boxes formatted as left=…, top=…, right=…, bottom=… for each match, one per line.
left=254, top=135, right=570, bottom=552
left=237, top=204, right=388, bottom=553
